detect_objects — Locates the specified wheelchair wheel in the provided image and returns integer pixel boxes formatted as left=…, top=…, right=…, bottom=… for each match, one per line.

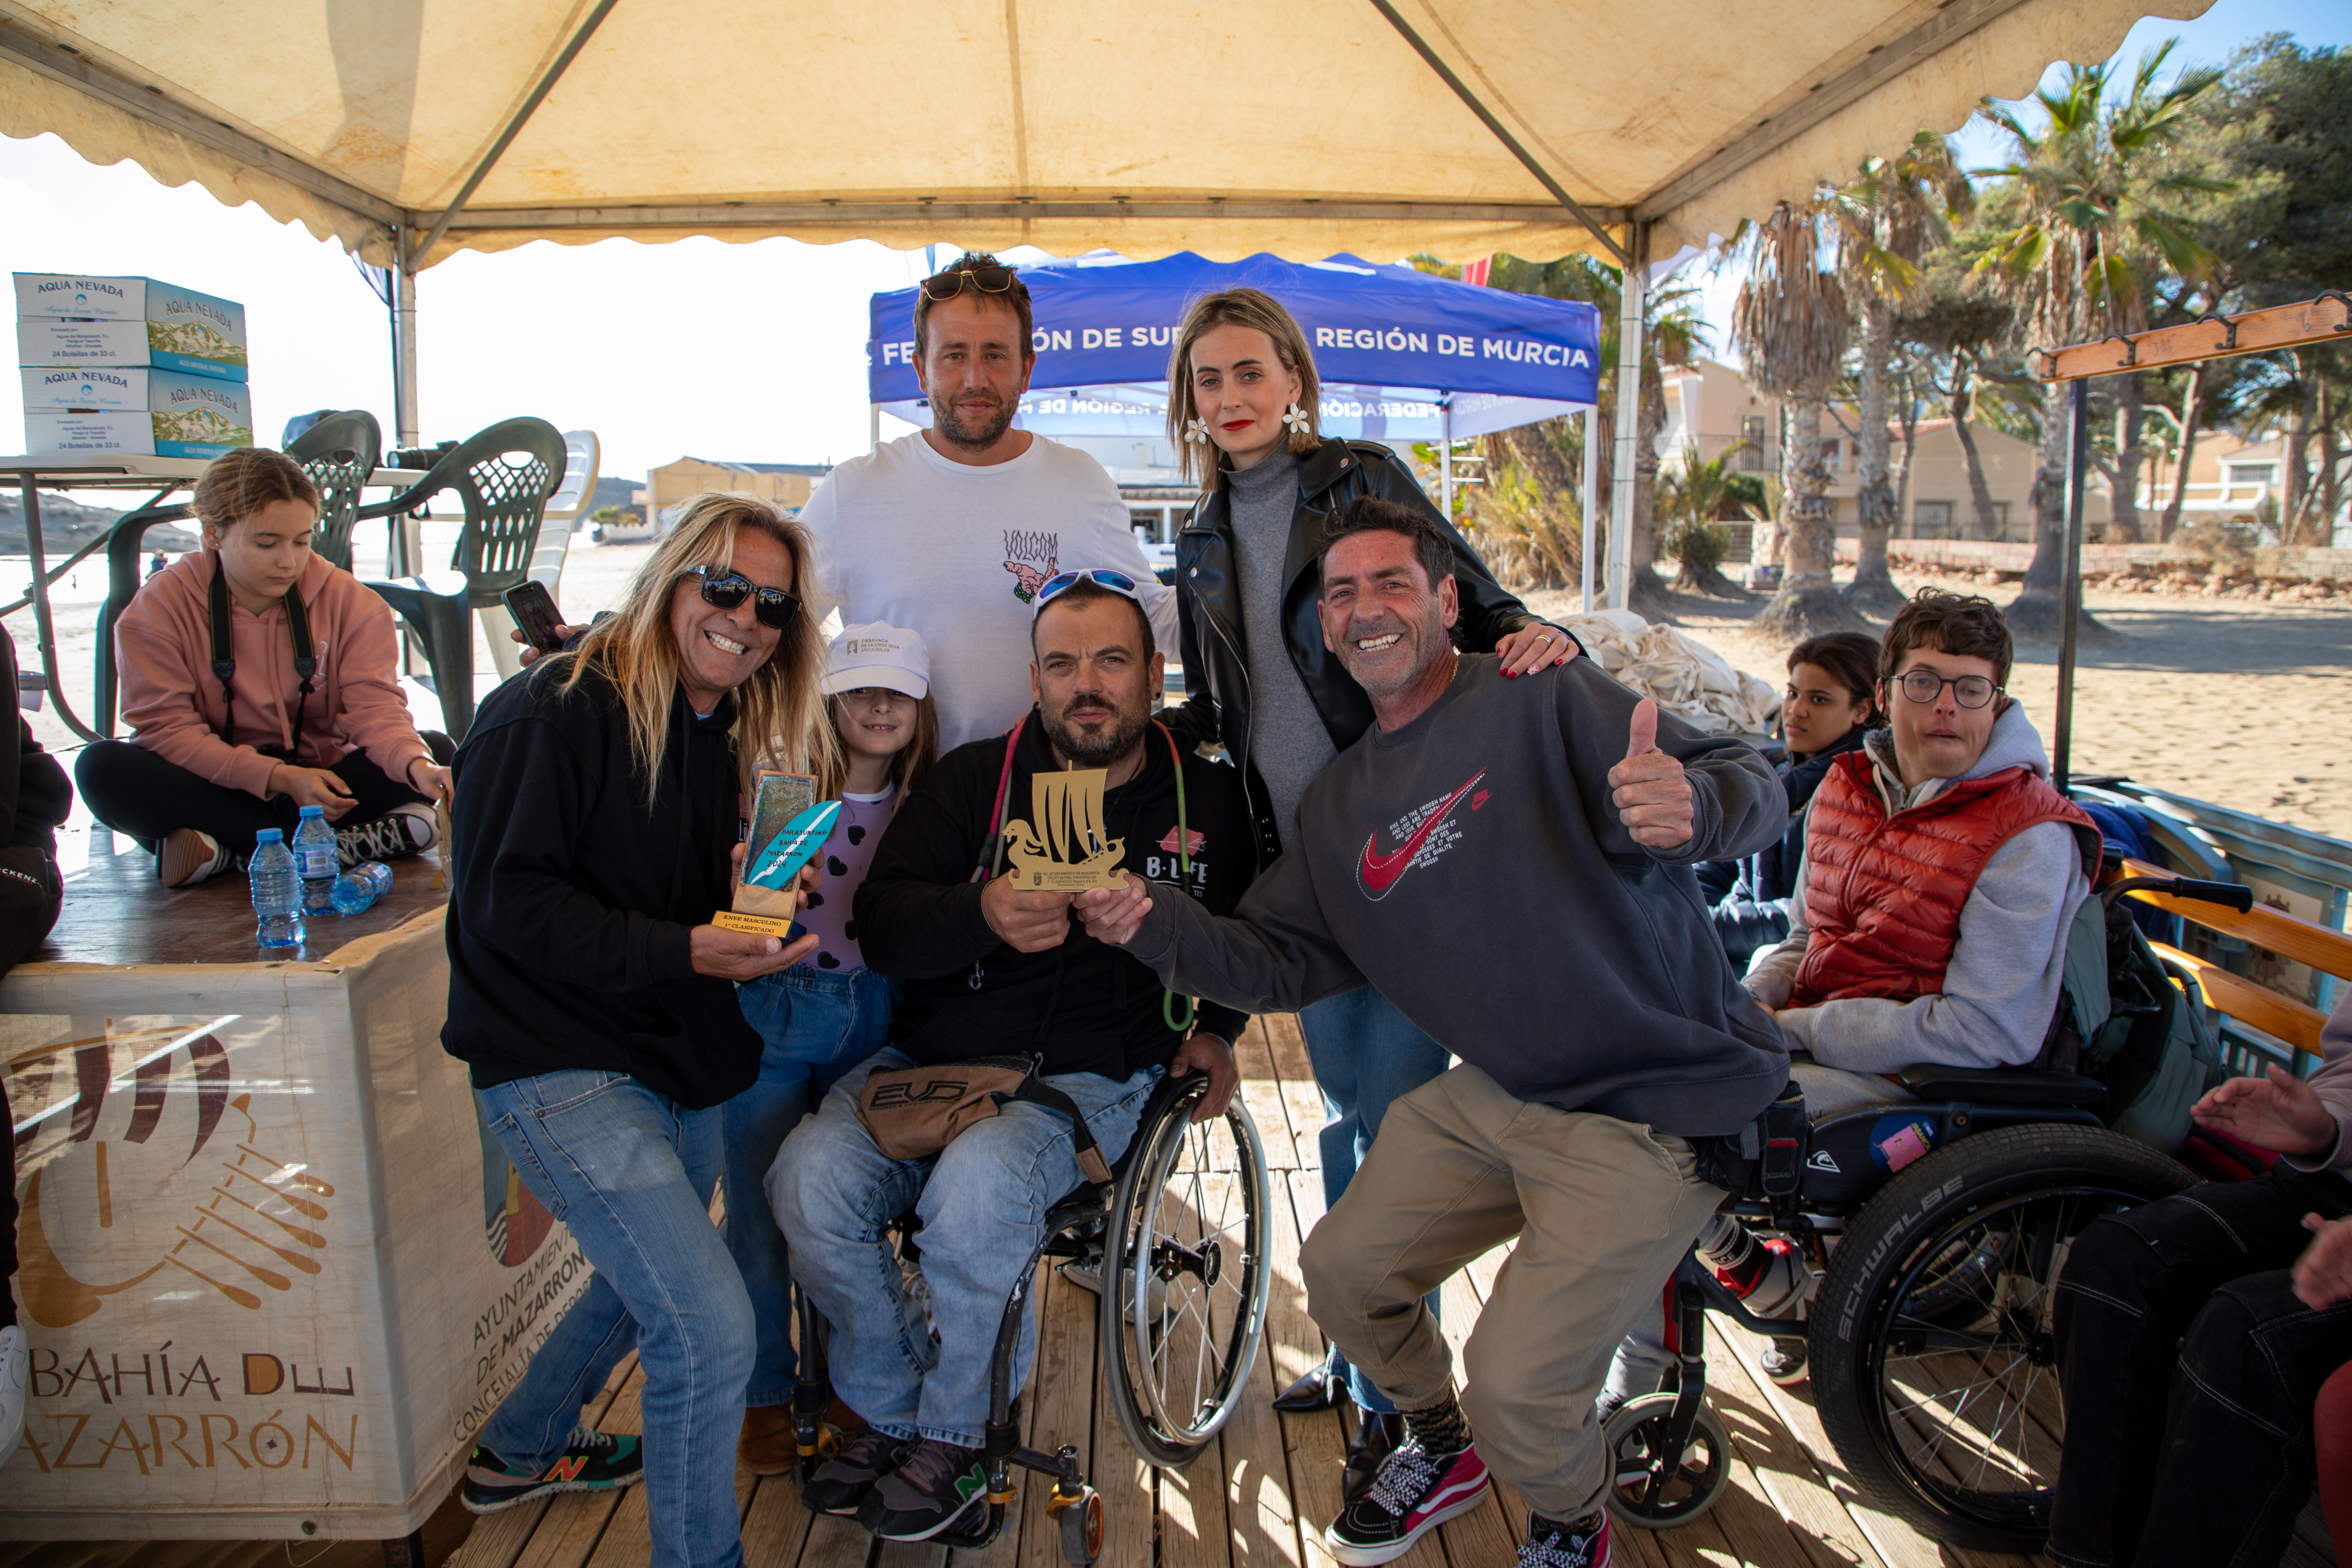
left=1102, top=1074, right=1272, bottom=1468
left=1055, top=1486, right=1104, bottom=1564
left=1810, top=1123, right=2192, bottom=1554
left=1603, top=1392, right=1732, bottom=1530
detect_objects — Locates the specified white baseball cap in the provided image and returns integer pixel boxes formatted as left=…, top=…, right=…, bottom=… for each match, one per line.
left=823, top=622, right=930, bottom=699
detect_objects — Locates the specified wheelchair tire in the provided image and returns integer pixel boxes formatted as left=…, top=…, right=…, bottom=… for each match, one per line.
left=1101, top=1074, right=1273, bottom=1468
left=1603, top=1392, right=1732, bottom=1530
left=1057, top=1487, right=1104, bottom=1564
left=1808, top=1122, right=2192, bottom=1554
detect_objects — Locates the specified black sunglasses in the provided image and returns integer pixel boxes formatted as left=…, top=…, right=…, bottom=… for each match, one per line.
left=919, top=263, right=1027, bottom=303
left=685, top=565, right=801, bottom=631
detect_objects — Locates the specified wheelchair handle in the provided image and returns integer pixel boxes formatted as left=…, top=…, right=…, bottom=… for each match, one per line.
left=2104, top=874, right=2255, bottom=914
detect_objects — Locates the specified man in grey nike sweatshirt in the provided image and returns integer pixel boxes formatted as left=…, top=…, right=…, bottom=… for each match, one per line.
left=1077, top=498, right=1788, bottom=1562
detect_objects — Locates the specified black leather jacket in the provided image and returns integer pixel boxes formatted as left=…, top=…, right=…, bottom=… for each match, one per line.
left=1162, top=439, right=1547, bottom=869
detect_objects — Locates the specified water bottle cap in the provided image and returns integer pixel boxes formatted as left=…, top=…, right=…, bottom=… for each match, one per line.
left=298, top=805, right=325, bottom=818
left=256, top=828, right=283, bottom=842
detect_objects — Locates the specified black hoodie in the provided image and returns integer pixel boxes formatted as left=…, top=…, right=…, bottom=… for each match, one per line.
left=441, top=655, right=761, bottom=1110
left=856, top=710, right=1254, bottom=1080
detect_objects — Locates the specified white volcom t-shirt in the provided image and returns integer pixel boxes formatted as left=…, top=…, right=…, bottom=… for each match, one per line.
left=799, top=432, right=1178, bottom=753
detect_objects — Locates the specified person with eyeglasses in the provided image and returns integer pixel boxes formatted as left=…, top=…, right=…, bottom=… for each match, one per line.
left=440, top=492, right=834, bottom=1568
left=795, top=252, right=1175, bottom=753
left=1730, top=587, right=2102, bottom=1384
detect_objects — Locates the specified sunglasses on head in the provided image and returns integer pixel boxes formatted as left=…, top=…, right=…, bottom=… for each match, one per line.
left=1032, top=568, right=1141, bottom=615
left=919, top=262, right=1026, bottom=303
left=685, top=565, right=801, bottom=631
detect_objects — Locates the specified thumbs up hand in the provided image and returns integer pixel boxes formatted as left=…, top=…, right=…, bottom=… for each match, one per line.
left=1607, top=698, right=1695, bottom=851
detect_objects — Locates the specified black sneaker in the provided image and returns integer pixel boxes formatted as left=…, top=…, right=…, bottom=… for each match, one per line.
left=1323, top=1434, right=1490, bottom=1565
left=802, top=1427, right=914, bottom=1515
left=336, top=804, right=436, bottom=868
left=1519, top=1508, right=1610, bottom=1568
left=460, top=1426, right=642, bottom=1513
left=857, top=1437, right=988, bottom=1541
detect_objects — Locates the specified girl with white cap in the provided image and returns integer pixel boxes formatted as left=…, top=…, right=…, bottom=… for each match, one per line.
left=725, top=621, right=939, bottom=1475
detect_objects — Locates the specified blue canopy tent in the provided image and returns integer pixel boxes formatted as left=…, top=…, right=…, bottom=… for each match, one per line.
left=866, top=253, right=1611, bottom=605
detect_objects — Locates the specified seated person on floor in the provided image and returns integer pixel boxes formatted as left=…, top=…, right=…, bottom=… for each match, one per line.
left=1669, top=588, right=2101, bottom=1387
left=75, top=447, right=449, bottom=886
left=2049, top=984, right=2352, bottom=1568
left=768, top=569, right=1256, bottom=1545
left=1075, top=498, right=1789, bottom=1568
left=1697, top=631, right=1882, bottom=966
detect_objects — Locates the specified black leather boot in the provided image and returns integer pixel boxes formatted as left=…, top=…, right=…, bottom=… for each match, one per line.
left=1340, top=1412, right=1404, bottom=1502
left=1272, top=1347, right=1346, bottom=1413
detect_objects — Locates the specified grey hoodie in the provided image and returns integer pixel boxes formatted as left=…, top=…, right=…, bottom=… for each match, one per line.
left=1745, top=703, right=2093, bottom=1074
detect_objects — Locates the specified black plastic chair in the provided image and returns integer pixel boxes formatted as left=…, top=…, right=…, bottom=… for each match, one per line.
left=92, top=410, right=387, bottom=735
left=356, top=417, right=568, bottom=740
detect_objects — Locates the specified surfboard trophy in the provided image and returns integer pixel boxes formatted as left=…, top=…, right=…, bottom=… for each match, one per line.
left=1003, top=768, right=1128, bottom=891
left=716, top=772, right=841, bottom=937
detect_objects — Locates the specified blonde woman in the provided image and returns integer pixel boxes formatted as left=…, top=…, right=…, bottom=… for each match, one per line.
left=441, top=492, right=831, bottom=1568
left=1155, top=287, right=1576, bottom=1484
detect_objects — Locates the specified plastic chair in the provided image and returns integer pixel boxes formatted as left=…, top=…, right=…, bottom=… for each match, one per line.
left=482, top=429, right=599, bottom=681
left=92, top=410, right=385, bottom=735
left=356, top=417, right=568, bottom=740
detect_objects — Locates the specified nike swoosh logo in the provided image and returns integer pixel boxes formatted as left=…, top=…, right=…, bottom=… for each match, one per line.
left=1357, top=771, right=1485, bottom=900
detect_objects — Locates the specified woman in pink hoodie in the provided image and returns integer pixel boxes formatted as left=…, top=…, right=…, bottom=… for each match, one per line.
left=76, top=447, right=451, bottom=886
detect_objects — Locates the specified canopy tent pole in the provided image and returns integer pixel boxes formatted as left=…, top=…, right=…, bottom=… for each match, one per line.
left=870, top=403, right=882, bottom=455
left=394, top=232, right=420, bottom=452
left=1441, top=403, right=1454, bottom=519
left=2053, top=376, right=2089, bottom=795
left=1607, top=224, right=1647, bottom=612
left=1581, top=405, right=1598, bottom=615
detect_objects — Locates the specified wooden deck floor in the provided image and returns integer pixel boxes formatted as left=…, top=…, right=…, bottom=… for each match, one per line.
left=447, top=1015, right=2339, bottom=1568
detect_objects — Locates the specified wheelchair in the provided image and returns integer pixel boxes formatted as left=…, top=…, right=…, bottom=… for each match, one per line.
left=786, top=1069, right=1273, bottom=1563
left=1603, top=868, right=2254, bottom=1553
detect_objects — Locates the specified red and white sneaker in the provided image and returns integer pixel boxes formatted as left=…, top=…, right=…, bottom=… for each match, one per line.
left=1322, top=1436, right=1490, bottom=1565
left=1519, top=1507, right=1609, bottom=1568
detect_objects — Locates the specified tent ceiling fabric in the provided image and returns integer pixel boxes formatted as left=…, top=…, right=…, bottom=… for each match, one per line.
left=0, top=0, right=2211, bottom=270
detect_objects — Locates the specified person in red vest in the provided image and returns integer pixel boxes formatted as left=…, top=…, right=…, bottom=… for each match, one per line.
left=1733, top=589, right=2101, bottom=1382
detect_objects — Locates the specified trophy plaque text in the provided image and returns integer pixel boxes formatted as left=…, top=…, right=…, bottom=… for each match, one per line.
left=1003, top=768, right=1128, bottom=891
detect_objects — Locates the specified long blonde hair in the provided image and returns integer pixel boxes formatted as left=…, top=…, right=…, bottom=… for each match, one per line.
left=1165, top=288, right=1324, bottom=487
left=560, top=492, right=837, bottom=802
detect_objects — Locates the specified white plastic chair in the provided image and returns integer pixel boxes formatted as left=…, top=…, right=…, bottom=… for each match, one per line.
left=482, top=429, right=599, bottom=679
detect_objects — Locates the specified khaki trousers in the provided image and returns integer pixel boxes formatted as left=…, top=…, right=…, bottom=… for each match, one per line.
left=1298, top=1063, right=1728, bottom=1520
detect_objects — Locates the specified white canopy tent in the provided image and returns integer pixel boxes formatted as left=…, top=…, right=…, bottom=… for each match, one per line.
left=0, top=0, right=2211, bottom=603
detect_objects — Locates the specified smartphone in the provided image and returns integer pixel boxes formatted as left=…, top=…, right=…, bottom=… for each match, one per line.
left=502, top=581, right=567, bottom=652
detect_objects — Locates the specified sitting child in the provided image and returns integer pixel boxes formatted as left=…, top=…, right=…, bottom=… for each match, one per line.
left=76, top=447, right=448, bottom=885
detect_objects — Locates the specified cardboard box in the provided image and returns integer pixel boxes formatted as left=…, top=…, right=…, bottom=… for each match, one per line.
left=23, top=370, right=253, bottom=458
left=22, top=363, right=176, bottom=412
left=14, top=273, right=249, bottom=382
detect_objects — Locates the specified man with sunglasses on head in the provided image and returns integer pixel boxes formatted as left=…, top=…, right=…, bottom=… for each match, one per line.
left=767, top=567, right=1253, bottom=1545
left=797, top=253, right=1176, bottom=752
left=1725, top=587, right=2101, bottom=1384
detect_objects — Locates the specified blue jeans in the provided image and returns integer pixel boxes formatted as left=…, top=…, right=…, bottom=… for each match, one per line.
left=726, top=965, right=900, bottom=1407
left=1299, top=985, right=1452, bottom=1414
left=477, top=1070, right=752, bottom=1568
left=770, top=1049, right=1160, bottom=1447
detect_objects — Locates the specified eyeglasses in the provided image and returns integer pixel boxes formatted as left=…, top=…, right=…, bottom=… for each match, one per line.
left=1032, top=568, right=1142, bottom=615
left=1894, top=669, right=2000, bottom=709
left=918, top=262, right=1027, bottom=303
left=685, top=565, right=801, bottom=631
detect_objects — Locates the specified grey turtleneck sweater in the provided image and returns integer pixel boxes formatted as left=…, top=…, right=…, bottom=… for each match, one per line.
left=1225, top=448, right=1338, bottom=847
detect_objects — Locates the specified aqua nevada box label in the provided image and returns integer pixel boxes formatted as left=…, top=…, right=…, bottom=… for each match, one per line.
left=14, top=273, right=249, bottom=382
left=23, top=370, right=253, bottom=458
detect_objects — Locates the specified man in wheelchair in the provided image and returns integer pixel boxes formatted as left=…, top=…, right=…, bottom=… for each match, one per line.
left=1679, top=589, right=2103, bottom=1386
left=767, top=572, right=1254, bottom=1544
left=1078, top=498, right=1791, bottom=1568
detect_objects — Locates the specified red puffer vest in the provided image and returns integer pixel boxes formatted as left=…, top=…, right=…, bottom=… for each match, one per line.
left=1790, top=751, right=2100, bottom=1007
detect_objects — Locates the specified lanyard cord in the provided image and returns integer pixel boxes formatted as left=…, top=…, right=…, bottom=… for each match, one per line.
left=1155, top=721, right=1196, bottom=1033
left=209, top=555, right=317, bottom=761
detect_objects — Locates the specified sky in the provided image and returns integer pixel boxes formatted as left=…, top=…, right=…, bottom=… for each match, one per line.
left=2, top=0, right=2341, bottom=487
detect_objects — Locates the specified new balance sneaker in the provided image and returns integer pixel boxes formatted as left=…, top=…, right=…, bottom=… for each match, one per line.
left=802, top=1426, right=915, bottom=1515
left=858, top=1437, right=989, bottom=1541
left=0, top=1324, right=25, bottom=1473
left=1519, top=1507, right=1609, bottom=1568
left=460, top=1426, right=641, bottom=1513
left=1323, top=1435, right=1490, bottom=1565
left=337, top=803, right=436, bottom=868
left=158, top=828, right=232, bottom=888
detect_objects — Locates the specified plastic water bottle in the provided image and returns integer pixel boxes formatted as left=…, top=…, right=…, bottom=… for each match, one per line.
left=250, top=829, right=305, bottom=949
left=292, top=804, right=339, bottom=913
left=329, top=861, right=394, bottom=915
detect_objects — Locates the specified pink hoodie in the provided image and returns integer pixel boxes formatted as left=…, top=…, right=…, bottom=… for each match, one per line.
left=115, top=549, right=433, bottom=799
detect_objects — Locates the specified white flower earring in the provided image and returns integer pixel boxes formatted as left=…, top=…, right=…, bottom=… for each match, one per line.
left=1184, top=416, right=1210, bottom=445
left=1282, top=402, right=1311, bottom=435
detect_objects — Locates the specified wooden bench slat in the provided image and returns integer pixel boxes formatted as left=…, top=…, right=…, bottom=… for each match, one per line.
left=2122, top=858, right=2352, bottom=982
left=2148, top=939, right=2326, bottom=1058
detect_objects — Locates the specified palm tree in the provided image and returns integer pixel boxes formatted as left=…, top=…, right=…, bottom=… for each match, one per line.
left=1734, top=202, right=1864, bottom=639
left=1834, top=132, right=1972, bottom=611
left=1656, top=441, right=1746, bottom=596
left=1972, top=40, right=2227, bottom=641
